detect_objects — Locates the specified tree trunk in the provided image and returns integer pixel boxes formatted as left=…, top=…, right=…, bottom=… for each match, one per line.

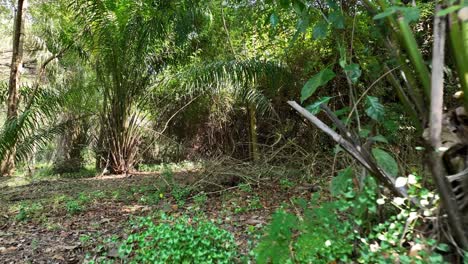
left=248, top=104, right=259, bottom=161
left=53, top=114, right=88, bottom=174
left=1, top=0, right=26, bottom=176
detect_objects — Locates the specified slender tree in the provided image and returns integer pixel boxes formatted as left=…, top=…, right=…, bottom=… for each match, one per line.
left=1, top=0, right=26, bottom=176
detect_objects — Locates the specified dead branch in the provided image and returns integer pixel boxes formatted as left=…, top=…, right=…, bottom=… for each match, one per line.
left=287, top=100, right=412, bottom=201
left=427, top=8, right=468, bottom=250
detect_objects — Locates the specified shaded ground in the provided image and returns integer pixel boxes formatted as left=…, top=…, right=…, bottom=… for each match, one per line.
left=0, top=169, right=322, bottom=263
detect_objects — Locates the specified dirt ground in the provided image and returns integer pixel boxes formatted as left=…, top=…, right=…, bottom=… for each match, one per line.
left=0, top=171, right=320, bottom=263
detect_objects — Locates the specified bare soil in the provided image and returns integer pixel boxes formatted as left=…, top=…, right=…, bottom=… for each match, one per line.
left=0, top=172, right=319, bottom=263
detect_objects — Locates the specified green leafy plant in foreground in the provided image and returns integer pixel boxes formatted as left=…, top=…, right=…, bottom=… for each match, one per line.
left=112, top=214, right=237, bottom=263
left=256, top=170, right=447, bottom=264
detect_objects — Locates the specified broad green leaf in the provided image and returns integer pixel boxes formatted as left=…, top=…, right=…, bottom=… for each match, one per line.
left=305, top=96, right=332, bottom=114
left=330, top=167, right=354, bottom=196
left=371, top=135, right=389, bottom=144
left=326, top=0, right=339, bottom=9
left=334, top=107, right=349, bottom=117
left=437, top=5, right=461, bottom=16
left=329, top=10, right=344, bottom=29
left=374, top=7, right=419, bottom=23
left=436, top=243, right=450, bottom=252
left=292, top=0, right=306, bottom=15
left=373, top=8, right=397, bottom=20
left=296, top=16, right=310, bottom=33
left=365, top=96, right=385, bottom=121
left=338, top=44, right=347, bottom=68
left=358, top=129, right=370, bottom=138
left=292, top=14, right=310, bottom=42
left=300, top=69, right=335, bottom=103
left=312, top=20, right=328, bottom=39
left=372, top=148, right=399, bottom=177
left=344, top=63, right=361, bottom=83
left=400, top=7, right=420, bottom=23
left=270, top=13, right=279, bottom=28
left=382, top=118, right=398, bottom=133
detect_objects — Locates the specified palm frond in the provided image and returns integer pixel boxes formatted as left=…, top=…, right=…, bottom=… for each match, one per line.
left=0, top=85, right=65, bottom=163
left=158, top=59, right=291, bottom=115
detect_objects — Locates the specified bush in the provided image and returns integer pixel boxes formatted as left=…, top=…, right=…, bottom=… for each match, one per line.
left=116, top=214, right=237, bottom=263
left=255, top=171, right=448, bottom=264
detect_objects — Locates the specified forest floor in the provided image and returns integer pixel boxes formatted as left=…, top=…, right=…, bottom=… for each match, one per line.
left=0, top=164, right=325, bottom=263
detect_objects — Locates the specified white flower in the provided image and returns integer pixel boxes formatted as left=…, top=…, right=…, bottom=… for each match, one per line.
left=423, top=210, right=432, bottom=217
left=370, top=242, right=380, bottom=252
left=393, top=197, right=406, bottom=206
left=437, top=147, right=448, bottom=152
left=454, top=90, right=464, bottom=98
left=408, top=174, right=417, bottom=185
left=438, top=146, right=449, bottom=152
left=377, top=198, right=385, bottom=205
left=325, top=240, right=332, bottom=247
left=378, top=233, right=387, bottom=241
left=420, top=199, right=429, bottom=207
left=408, top=212, right=418, bottom=221
left=395, top=177, right=408, bottom=188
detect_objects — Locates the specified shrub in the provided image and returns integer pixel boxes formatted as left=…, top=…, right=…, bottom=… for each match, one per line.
left=116, top=214, right=237, bottom=263
left=255, top=170, right=447, bottom=264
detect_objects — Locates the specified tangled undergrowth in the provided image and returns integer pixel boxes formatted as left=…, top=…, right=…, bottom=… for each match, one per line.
left=0, top=140, right=460, bottom=263
left=256, top=171, right=460, bottom=263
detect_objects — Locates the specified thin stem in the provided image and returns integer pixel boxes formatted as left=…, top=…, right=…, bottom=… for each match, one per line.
left=385, top=65, right=422, bottom=132
left=397, top=17, right=432, bottom=99
left=346, top=66, right=401, bottom=123
left=448, top=9, right=468, bottom=110
left=220, top=3, right=237, bottom=58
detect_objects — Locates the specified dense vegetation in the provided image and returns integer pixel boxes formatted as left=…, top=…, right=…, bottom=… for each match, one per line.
left=0, top=0, right=467, bottom=263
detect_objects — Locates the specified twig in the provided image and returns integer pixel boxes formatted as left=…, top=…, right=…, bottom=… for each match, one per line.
left=346, top=65, right=401, bottom=123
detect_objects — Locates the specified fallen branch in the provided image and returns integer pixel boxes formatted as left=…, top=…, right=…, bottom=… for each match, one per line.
left=287, top=100, right=411, bottom=200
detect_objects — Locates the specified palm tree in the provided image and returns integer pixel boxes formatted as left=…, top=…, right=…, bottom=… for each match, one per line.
left=157, top=59, right=291, bottom=160
left=0, top=83, right=68, bottom=170
left=72, top=0, right=209, bottom=174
